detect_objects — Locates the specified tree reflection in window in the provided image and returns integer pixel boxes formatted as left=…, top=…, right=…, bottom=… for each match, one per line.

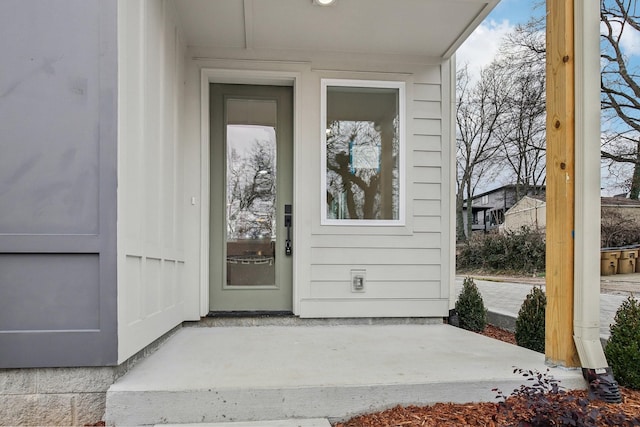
left=226, top=128, right=276, bottom=241
left=325, top=85, right=400, bottom=220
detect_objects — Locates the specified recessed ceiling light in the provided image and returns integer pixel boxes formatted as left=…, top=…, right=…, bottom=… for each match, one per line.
left=313, top=0, right=336, bottom=6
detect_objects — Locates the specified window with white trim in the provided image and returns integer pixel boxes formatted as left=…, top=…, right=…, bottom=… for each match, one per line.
left=321, top=79, right=405, bottom=225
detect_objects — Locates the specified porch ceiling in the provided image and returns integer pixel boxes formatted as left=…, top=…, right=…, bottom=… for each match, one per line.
left=171, top=0, right=500, bottom=58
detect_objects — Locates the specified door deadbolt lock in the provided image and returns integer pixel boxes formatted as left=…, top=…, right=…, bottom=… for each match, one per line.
left=284, top=204, right=292, bottom=256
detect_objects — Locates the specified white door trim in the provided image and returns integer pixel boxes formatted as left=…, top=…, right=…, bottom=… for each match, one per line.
left=199, top=68, right=300, bottom=316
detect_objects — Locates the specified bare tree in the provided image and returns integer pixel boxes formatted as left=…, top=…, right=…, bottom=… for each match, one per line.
left=226, top=139, right=276, bottom=239
left=326, top=119, right=399, bottom=220
left=495, top=20, right=547, bottom=199
left=456, top=64, right=510, bottom=240
left=600, top=0, right=640, bottom=198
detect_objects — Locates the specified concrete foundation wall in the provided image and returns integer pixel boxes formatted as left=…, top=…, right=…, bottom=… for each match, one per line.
left=0, top=367, right=115, bottom=426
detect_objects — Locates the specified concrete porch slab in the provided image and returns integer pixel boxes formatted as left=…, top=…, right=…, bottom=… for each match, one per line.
left=106, top=324, right=585, bottom=426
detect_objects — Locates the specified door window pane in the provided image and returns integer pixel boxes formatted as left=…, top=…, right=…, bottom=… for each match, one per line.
left=225, top=99, right=277, bottom=286
left=323, top=82, right=403, bottom=223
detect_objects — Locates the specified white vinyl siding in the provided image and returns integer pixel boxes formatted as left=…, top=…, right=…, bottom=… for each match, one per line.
left=183, top=51, right=453, bottom=319
left=300, top=64, right=449, bottom=318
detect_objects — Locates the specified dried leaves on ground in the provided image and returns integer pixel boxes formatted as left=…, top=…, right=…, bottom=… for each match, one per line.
left=333, top=326, right=640, bottom=426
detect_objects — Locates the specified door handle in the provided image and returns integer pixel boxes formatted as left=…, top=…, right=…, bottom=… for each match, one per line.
left=284, top=204, right=292, bottom=256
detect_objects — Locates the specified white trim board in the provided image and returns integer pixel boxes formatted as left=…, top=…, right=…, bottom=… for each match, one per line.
left=319, top=78, right=407, bottom=227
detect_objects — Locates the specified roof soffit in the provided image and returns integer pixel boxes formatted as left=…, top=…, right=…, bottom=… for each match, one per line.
left=172, top=0, right=500, bottom=59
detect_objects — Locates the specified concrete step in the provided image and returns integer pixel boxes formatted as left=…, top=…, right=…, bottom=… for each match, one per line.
left=106, top=324, right=585, bottom=426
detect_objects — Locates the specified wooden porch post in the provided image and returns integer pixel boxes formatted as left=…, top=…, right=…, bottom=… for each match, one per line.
left=545, top=0, right=581, bottom=367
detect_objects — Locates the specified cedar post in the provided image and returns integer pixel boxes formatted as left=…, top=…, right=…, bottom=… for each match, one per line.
left=545, top=0, right=581, bottom=367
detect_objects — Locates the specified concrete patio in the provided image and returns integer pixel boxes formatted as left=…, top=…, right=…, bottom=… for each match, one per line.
left=106, top=322, right=585, bottom=426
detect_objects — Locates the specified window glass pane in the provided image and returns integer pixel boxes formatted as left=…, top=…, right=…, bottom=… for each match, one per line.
left=325, top=86, right=400, bottom=220
left=226, top=98, right=277, bottom=286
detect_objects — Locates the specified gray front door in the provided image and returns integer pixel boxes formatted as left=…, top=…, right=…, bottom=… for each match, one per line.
left=209, top=84, right=293, bottom=312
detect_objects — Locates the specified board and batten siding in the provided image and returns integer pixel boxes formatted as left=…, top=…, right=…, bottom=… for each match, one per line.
left=117, top=0, right=187, bottom=363
left=300, top=65, right=450, bottom=318
left=0, top=0, right=118, bottom=368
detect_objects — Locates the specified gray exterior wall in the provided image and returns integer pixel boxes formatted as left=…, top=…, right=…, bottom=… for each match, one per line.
left=0, top=0, right=118, bottom=367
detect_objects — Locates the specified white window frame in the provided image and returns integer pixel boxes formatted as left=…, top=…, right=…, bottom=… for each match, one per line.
left=320, top=79, right=406, bottom=226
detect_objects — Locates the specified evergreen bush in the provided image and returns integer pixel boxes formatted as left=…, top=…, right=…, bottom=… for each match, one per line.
left=605, top=296, right=640, bottom=390
left=455, top=277, right=487, bottom=332
left=515, top=286, right=546, bottom=353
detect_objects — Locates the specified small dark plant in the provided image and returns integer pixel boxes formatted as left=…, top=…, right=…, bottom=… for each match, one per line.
left=515, top=286, right=546, bottom=353
left=455, top=277, right=487, bottom=332
left=494, top=368, right=636, bottom=426
left=605, top=295, right=640, bottom=390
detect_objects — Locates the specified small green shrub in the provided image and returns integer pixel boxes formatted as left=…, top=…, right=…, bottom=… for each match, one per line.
left=455, top=277, right=487, bottom=332
left=516, top=286, right=546, bottom=353
left=605, top=296, right=640, bottom=390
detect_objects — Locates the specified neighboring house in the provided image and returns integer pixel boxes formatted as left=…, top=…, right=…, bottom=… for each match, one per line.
left=462, top=184, right=546, bottom=234
left=501, top=195, right=547, bottom=233
left=501, top=195, right=640, bottom=234
left=0, top=0, right=501, bottom=423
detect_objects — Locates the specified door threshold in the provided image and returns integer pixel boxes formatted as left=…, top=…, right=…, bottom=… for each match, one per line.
left=192, top=315, right=443, bottom=329
left=206, top=310, right=294, bottom=318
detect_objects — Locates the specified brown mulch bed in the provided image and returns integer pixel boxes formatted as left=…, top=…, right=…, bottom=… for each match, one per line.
left=478, top=324, right=517, bottom=345
left=333, top=325, right=640, bottom=426
left=334, top=389, right=640, bottom=427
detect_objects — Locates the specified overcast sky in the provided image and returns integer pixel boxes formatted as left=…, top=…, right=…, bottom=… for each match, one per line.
left=457, top=0, right=639, bottom=97
left=456, top=0, right=542, bottom=78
